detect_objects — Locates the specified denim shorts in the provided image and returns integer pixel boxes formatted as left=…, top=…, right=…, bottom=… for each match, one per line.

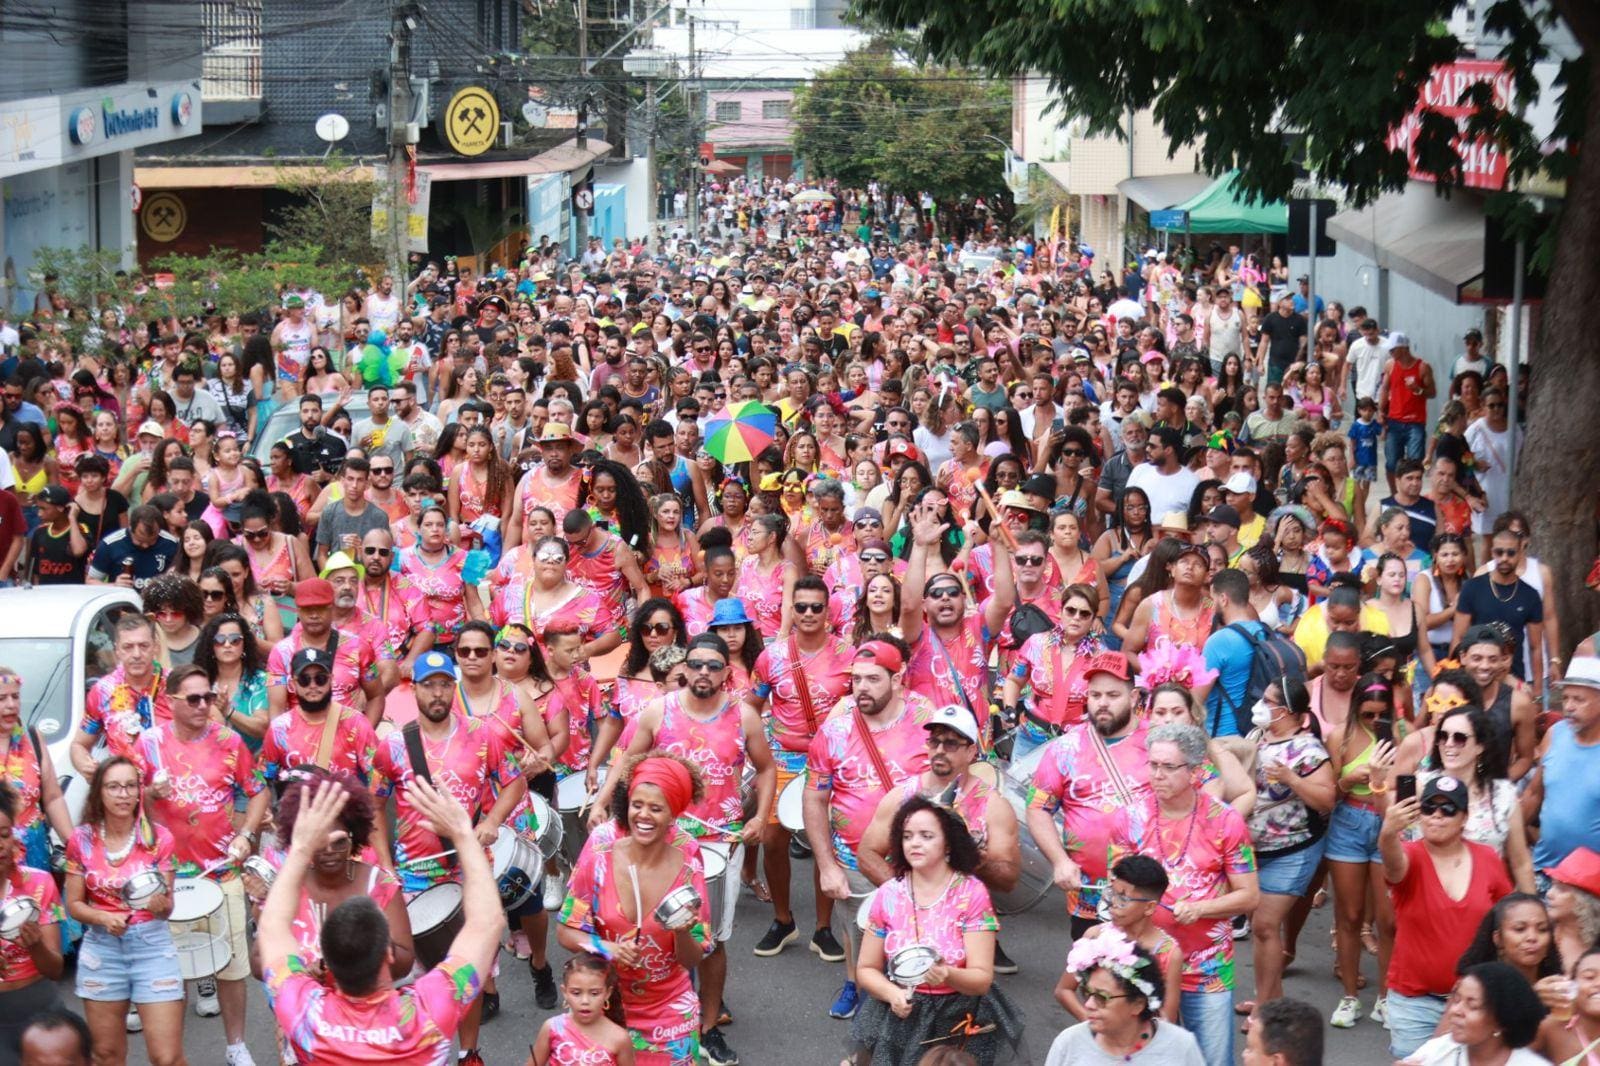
left=76, top=920, right=184, bottom=1004
left=1324, top=802, right=1383, bottom=864
left=1258, top=837, right=1328, bottom=895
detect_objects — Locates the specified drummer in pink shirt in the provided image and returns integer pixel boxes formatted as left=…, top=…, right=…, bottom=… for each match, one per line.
left=803, top=637, right=934, bottom=1021
left=262, top=777, right=501, bottom=1066
left=136, top=664, right=271, bottom=1060
left=1026, top=652, right=1153, bottom=939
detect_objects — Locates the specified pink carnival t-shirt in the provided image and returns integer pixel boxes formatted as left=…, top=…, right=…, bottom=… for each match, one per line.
left=1107, top=792, right=1257, bottom=993
left=0, top=867, right=62, bottom=982
left=905, top=616, right=994, bottom=734
left=135, top=722, right=264, bottom=873
left=373, top=713, right=520, bottom=885
left=258, top=708, right=380, bottom=789
left=65, top=822, right=175, bottom=923
left=751, top=635, right=854, bottom=754
left=806, top=695, right=934, bottom=860
left=267, top=954, right=479, bottom=1065
left=542, top=672, right=608, bottom=776
left=866, top=873, right=998, bottom=994
left=267, top=627, right=379, bottom=710
left=1027, top=722, right=1152, bottom=919
left=651, top=693, right=748, bottom=839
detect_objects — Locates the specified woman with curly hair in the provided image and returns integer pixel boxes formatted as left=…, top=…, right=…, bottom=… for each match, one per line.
left=584, top=458, right=653, bottom=555
left=556, top=751, right=714, bottom=1066
left=852, top=796, right=1021, bottom=1066
left=141, top=572, right=205, bottom=668
left=254, top=770, right=414, bottom=982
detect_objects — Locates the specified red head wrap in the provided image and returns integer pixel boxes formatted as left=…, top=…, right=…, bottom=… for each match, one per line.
left=628, top=757, right=694, bottom=817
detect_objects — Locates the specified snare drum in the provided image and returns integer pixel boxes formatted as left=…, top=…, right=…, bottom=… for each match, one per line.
left=121, top=870, right=168, bottom=909
left=490, top=826, right=542, bottom=911
left=700, top=842, right=730, bottom=937
left=526, top=793, right=564, bottom=863
left=776, top=772, right=808, bottom=833
left=968, top=761, right=1000, bottom=789
left=555, top=768, right=607, bottom=863
left=169, top=878, right=233, bottom=979
left=992, top=764, right=1055, bottom=916
left=240, top=856, right=277, bottom=903
left=0, top=897, right=39, bottom=941
left=407, top=882, right=465, bottom=969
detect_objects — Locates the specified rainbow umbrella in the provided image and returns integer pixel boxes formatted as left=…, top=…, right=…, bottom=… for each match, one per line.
left=703, top=400, right=778, bottom=464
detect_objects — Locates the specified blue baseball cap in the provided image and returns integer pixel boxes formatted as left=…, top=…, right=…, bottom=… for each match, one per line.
left=708, top=598, right=755, bottom=628
left=411, top=651, right=457, bottom=684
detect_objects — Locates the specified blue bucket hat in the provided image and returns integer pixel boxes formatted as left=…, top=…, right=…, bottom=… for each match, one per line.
left=708, top=598, right=755, bottom=628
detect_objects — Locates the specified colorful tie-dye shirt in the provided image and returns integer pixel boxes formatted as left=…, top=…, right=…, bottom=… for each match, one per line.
left=81, top=665, right=171, bottom=761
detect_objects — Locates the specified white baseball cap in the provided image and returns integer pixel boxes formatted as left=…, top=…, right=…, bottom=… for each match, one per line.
left=1223, top=472, right=1258, bottom=495
left=925, top=704, right=981, bottom=745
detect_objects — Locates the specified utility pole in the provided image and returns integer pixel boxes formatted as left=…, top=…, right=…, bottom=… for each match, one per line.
left=686, top=13, right=698, bottom=242
left=574, top=0, right=590, bottom=256
left=387, top=0, right=413, bottom=288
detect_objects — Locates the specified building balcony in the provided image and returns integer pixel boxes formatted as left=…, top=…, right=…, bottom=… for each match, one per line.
left=202, top=0, right=262, bottom=118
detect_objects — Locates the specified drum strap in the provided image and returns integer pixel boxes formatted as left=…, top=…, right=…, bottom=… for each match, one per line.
left=403, top=722, right=458, bottom=869
left=788, top=635, right=820, bottom=735
left=1085, top=725, right=1136, bottom=808
left=853, top=707, right=896, bottom=794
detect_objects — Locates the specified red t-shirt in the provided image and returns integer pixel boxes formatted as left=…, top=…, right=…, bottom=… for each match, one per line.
left=1387, top=840, right=1510, bottom=997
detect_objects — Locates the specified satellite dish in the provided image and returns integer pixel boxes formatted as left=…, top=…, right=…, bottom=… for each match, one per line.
left=315, top=113, right=350, bottom=143
left=522, top=100, right=548, bottom=128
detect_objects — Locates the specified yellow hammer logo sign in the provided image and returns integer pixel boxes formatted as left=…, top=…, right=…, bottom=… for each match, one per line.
left=444, top=87, right=499, bottom=157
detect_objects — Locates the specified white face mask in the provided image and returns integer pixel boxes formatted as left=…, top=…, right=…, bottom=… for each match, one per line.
left=1250, top=699, right=1277, bottom=730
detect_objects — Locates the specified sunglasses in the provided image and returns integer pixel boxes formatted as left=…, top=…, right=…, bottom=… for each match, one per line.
left=927, top=585, right=963, bottom=600
left=295, top=671, right=332, bottom=687
left=684, top=658, right=727, bottom=673
left=1060, top=449, right=1085, bottom=459
left=534, top=551, right=566, bottom=564
left=640, top=621, right=674, bottom=636
left=793, top=602, right=827, bottom=616
left=242, top=528, right=271, bottom=541
left=371, top=466, right=394, bottom=475
left=363, top=546, right=393, bottom=557
left=150, top=607, right=183, bottom=620
left=859, top=551, right=890, bottom=563
left=1437, top=730, right=1475, bottom=747
left=926, top=735, right=972, bottom=751
left=1081, top=990, right=1135, bottom=1009
left=212, top=632, right=244, bottom=646
left=1063, top=606, right=1095, bottom=620
left=1013, top=555, right=1045, bottom=566
left=1421, top=801, right=1462, bottom=817
left=202, top=589, right=229, bottom=602
left=178, top=692, right=216, bottom=708
left=457, top=645, right=492, bottom=659
left=495, top=639, right=531, bottom=654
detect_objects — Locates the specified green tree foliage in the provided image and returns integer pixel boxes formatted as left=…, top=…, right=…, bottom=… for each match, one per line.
left=266, top=154, right=384, bottom=269
left=792, top=47, right=1009, bottom=206
left=848, top=0, right=1600, bottom=652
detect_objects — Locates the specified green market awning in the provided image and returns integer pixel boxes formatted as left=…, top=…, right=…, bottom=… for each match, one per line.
left=1153, top=170, right=1289, bottom=234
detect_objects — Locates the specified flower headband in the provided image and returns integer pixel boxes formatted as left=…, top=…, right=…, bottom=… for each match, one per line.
left=1065, top=929, right=1160, bottom=1010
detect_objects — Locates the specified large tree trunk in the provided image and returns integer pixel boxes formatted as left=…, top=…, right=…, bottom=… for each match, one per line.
left=1515, top=42, right=1600, bottom=661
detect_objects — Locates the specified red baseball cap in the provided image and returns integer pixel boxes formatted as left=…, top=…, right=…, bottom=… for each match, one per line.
left=1551, top=847, right=1600, bottom=898
left=1082, top=652, right=1131, bottom=682
left=294, top=577, right=335, bottom=607
left=854, top=640, right=904, bottom=674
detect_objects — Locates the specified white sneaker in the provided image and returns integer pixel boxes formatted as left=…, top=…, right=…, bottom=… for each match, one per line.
left=1371, top=995, right=1389, bottom=1028
left=125, top=1009, right=142, bottom=1033
left=226, top=1043, right=257, bottom=1066
left=1330, top=995, right=1362, bottom=1029
left=195, top=976, right=221, bottom=1017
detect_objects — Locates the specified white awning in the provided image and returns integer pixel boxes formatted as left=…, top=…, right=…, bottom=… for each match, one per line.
left=1116, top=173, right=1214, bottom=212
left=1327, top=182, right=1486, bottom=303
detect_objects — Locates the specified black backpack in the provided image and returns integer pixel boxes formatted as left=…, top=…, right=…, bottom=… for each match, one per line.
left=1210, top=622, right=1307, bottom=736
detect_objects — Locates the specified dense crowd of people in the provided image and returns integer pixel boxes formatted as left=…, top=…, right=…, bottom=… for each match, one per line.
left=0, top=174, right=1578, bottom=1066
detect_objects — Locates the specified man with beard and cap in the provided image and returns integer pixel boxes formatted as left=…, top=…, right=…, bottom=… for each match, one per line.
left=803, top=636, right=934, bottom=1020
left=901, top=506, right=1015, bottom=739
left=593, top=633, right=776, bottom=1066
left=857, top=703, right=1023, bottom=972
left=506, top=423, right=584, bottom=550
left=356, top=528, right=433, bottom=672
left=321, top=551, right=400, bottom=695
left=267, top=578, right=385, bottom=724
left=372, top=652, right=526, bottom=1061
left=1027, top=652, right=1154, bottom=939
left=257, top=647, right=382, bottom=792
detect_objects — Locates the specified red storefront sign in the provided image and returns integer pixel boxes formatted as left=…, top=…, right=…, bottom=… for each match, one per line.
left=1385, top=59, right=1513, bottom=191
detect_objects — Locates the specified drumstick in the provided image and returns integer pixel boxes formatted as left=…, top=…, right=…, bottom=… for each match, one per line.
left=628, top=864, right=644, bottom=938
left=962, top=468, right=1018, bottom=551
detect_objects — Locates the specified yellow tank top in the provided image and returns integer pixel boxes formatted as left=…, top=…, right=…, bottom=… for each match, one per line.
left=13, top=465, right=45, bottom=496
